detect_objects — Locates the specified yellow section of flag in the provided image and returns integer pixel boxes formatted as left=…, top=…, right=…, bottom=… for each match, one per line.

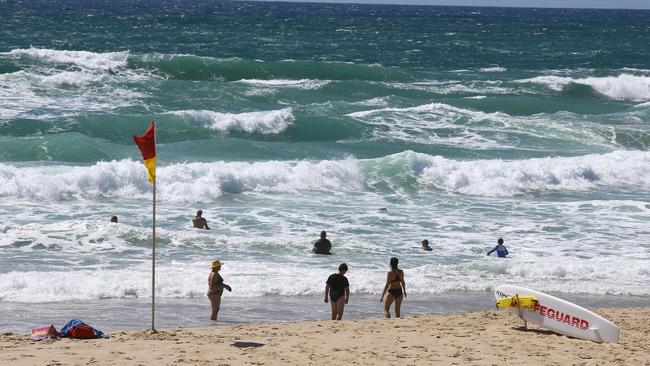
left=143, top=157, right=156, bottom=182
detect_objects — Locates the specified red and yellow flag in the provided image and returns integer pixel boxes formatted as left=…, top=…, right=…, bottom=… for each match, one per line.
left=133, top=121, right=156, bottom=182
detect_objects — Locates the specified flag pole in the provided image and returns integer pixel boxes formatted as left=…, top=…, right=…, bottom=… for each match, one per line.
left=151, top=125, right=157, bottom=332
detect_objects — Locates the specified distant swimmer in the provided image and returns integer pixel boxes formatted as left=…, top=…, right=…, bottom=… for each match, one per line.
left=110, top=216, right=118, bottom=223
left=324, top=263, right=350, bottom=320
left=312, top=230, right=332, bottom=255
left=421, top=239, right=432, bottom=251
left=487, top=238, right=509, bottom=258
left=378, top=208, right=388, bottom=214
left=192, top=210, right=210, bottom=230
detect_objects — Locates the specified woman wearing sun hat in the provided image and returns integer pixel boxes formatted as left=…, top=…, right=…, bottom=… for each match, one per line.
left=208, top=260, right=231, bottom=321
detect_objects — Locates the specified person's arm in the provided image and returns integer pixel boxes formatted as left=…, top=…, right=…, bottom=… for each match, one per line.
left=487, top=245, right=497, bottom=256
left=400, top=271, right=407, bottom=298
left=344, top=286, right=350, bottom=304
left=504, top=247, right=509, bottom=256
left=324, top=283, right=330, bottom=303
left=380, top=272, right=390, bottom=302
left=204, top=219, right=210, bottom=230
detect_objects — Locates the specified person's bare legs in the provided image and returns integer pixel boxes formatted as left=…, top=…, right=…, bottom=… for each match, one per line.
left=394, top=295, right=403, bottom=318
left=335, top=298, right=346, bottom=320
left=330, top=299, right=338, bottom=320
left=384, top=294, right=394, bottom=318
left=208, top=294, right=221, bottom=320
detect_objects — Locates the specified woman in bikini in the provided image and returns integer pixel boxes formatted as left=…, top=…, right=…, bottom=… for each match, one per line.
left=380, top=257, right=406, bottom=318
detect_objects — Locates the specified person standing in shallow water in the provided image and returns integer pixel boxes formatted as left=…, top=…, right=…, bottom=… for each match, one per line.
left=380, top=257, right=406, bottom=318
left=207, top=260, right=231, bottom=321
left=325, top=263, right=349, bottom=320
left=193, top=210, right=210, bottom=229
left=487, top=238, right=509, bottom=258
left=312, top=230, right=332, bottom=254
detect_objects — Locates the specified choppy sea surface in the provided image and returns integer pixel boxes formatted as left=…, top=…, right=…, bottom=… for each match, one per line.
left=1, top=1, right=649, bottom=331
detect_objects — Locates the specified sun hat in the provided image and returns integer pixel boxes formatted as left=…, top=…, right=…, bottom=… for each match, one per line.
left=211, top=260, right=223, bottom=268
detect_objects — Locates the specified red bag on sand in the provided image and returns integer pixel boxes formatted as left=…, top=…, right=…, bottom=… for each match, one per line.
left=31, top=325, right=59, bottom=340
left=68, top=324, right=96, bottom=339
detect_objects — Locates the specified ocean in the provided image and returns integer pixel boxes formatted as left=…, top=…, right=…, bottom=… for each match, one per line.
left=1, top=0, right=649, bottom=331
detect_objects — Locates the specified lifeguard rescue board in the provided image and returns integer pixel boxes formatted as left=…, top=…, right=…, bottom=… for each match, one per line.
left=494, top=284, right=620, bottom=343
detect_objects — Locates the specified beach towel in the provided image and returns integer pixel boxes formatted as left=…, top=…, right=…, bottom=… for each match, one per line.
left=59, top=319, right=108, bottom=339
left=30, top=325, right=59, bottom=341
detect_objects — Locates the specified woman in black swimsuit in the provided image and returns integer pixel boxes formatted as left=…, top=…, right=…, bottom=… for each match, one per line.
left=380, top=257, right=406, bottom=318
left=207, top=260, right=231, bottom=321
left=324, top=263, right=350, bottom=320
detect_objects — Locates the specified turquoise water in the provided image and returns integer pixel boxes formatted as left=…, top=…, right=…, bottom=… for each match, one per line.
left=1, top=1, right=649, bottom=329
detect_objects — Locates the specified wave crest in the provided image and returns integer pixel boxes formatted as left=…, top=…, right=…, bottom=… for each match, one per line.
left=170, top=108, right=294, bottom=134
left=518, top=74, right=650, bottom=101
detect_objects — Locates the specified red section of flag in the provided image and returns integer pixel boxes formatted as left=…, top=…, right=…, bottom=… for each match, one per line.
left=133, top=122, right=156, bottom=160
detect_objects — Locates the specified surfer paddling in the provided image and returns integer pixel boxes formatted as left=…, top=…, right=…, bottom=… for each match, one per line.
left=192, top=209, right=210, bottom=230
left=324, top=263, right=350, bottom=320
left=380, top=257, right=406, bottom=318
left=487, top=238, right=509, bottom=258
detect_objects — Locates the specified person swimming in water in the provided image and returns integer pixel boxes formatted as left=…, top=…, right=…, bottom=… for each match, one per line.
left=192, top=210, right=210, bottom=230
left=110, top=215, right=118, bottom=223
left=487, top=238, right=509, bottom=258
left=312, top=231, right=332, bottom=255
left=324, top=263, right=350, bottom=320
left=380, top=257, right=406, bottom=318
left=421, top=239, right=432, bottom=251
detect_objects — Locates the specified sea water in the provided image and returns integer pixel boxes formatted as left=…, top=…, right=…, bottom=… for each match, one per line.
left=1, top=1, right=649, bottom=332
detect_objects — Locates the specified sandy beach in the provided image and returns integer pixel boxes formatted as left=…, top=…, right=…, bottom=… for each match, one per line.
left=1, top=307, right=648, bottom=366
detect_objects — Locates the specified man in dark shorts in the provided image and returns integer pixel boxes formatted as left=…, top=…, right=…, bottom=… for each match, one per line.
left=324, top=263, right=349, bottom=320
left=312, top=230, right=332, bottom=254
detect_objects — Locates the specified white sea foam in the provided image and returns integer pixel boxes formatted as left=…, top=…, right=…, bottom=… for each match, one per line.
left=411, top=150, right=650, bottom=196
left=1, top=251, right=648, bottom=302
left=518, top=74, right=650, bottom=101
left=1, top=151, right=650, bottom=202
left=171, top=108, right=294, bottom=134
left=4, top=48, right=129, bottom=71
left=346, top=102, right=627, bottom=149
left=237, top=79, right=329, bottom=89
left=479, top=66, right=507, bottom=72
left=388, top=80, right=513, bottom=95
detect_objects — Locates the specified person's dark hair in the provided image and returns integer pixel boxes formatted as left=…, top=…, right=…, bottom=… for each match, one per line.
left=197, top=209, right=203, bottom=216
left=390, top=257, right=399, bottom=270
left=110, top=216, right=118, bottom=223
left=320, top=230, right=326, bottom=238
left=421, top=239, right=429, bottom=246
left=497, top=238, right=504, bottom=245
left=338, top=263, right=348, bottom=272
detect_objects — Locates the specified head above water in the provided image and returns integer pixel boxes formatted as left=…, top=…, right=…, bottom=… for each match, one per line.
left=320, top=230, right=327, bottom=238
left=110, top=215, right=118, bottom=223
left=421, top=239, right=429, bottom=247
left=196, top=210, right=203, bottom=217
left=390, top=257, right=399, bottom=270
left=498, top=238, right=504, bottom=245
left=338, top=263, right=348, bottom=273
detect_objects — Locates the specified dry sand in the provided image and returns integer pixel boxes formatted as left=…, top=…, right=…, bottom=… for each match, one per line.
left=1, top=307, right=648, bottom=366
